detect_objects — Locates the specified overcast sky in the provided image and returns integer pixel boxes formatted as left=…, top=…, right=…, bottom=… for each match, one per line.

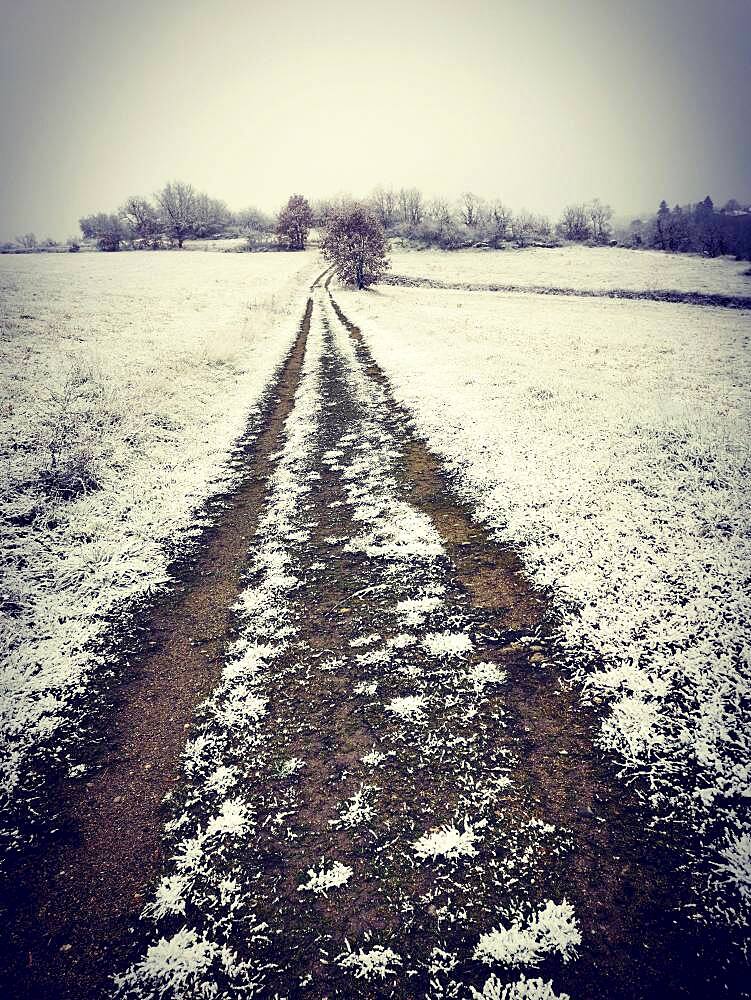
left=1, top=0, right=749, bottom=240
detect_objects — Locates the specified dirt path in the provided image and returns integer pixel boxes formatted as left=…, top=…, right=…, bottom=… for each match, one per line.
left=0, top=279, right=737, bottom=999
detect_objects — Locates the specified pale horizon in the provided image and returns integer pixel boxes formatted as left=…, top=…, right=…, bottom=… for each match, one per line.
left=1, top=0, right=750, bottom=241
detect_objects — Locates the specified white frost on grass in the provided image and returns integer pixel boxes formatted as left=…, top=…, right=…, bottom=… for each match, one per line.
left=395, top=595, right=444, bottom=625
left=330, top=784, right=378, bottom=829
left=115, top=927, right=219, bottom=997
left=0, top=250, right=318, bottom=854
left=350, top=632, right=382, bottom=648
left=144, top=873, right=190, bottom=921
left=205, top=797, right=251, bottom=840
left=474, top=900, right=581, bottom=968
left=338, top=944, right=402, bottom=980
left=299, top=859, right=353, bottom=895
left=279, top=757, right=305, bottom=777
left=413, top=819, right=482, bottom=862
left=424, top=631, right=474, bottom=659
left=467, top=661, right=508, bottom=691
left=387, top=245, right=751, bottom=297
left=471, top=974, right=571, bottom=1000
left=337, top=280, right=751, bottom=926
left=386, top=694, right=426, bottom=720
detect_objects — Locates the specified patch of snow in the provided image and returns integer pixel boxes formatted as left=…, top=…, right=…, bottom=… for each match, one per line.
left=475, top=900, right=581, bottom=968
left=299, top=859, right=353, bottom=895
left=386, top=694, right=426, bottom=719
left=413, top=819, right=482, bottom=861
left=424, top=631, right=474, bottom=658
left=471, top=974, right=571, bottom=1000
left=339, top=944, right=402, bottom=980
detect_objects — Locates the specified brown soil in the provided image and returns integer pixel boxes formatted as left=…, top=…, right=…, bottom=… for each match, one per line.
left=0, top=286, right=320, bottom=1000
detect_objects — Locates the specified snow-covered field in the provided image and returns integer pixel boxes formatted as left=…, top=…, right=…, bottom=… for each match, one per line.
left=0, top=250, right=317, bottom=856
left=183, top=237, right=248, bottom=252
left=387, top=245, right=751, bottom=297
left=336, top=281, right=751, bottom=930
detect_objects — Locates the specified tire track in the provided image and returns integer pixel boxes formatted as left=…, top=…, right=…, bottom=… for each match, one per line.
left=2, top=271, right=739, bottom=999
left=0, top=276, right=326, bottom=1000
left=322, top=285, right=737, bottom=999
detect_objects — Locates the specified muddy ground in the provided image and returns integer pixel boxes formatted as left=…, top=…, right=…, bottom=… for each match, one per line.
left=0, top=275, right=742, bottom=999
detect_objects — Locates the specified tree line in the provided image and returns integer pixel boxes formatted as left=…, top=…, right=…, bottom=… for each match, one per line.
left=77, top=181, right=271, bottom=251
left=621, top=197, right=751, bottom=260
left=4, top=182, right=749, bottom=263
left=70, top=184, right=619, bottom=253
left=361, top=189, right=616, bottom=250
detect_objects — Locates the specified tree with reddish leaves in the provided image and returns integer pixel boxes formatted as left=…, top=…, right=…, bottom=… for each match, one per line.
left=321, top=203, right=389, bottom=289
left=276, top=194, right=314, bottom=251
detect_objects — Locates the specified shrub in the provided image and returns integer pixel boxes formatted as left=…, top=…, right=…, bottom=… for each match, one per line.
left=321, top=204, right=389, bottom=288
left=38, top=364, right=116, bottom=499
left=276, top=194, right=314, bottom=251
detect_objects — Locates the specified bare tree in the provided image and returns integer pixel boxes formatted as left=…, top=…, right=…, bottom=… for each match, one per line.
left=558, top=203, right=590, bottom=241
left=156, top=181, right=197, bottom=248
left=15, top=233, right=37, bottom=249
left=587, top=198, right=613, bottom=242
left=193, top=194, right=230, bottom=238
left=371, top=186, right=397, bottom=228
left=121, top=196, right=159, bottom=244
left=489, top=201, right=512, bottom=243
left=79, top=213, right=126, bottom=251
left=237, top=207, right=274, bottom=234
left=321, top=204, right=389, bottom=289
left=460, top=192, right=483, bottom=227
left=427, top=196, right=453, bottom=228
left=535, top=214, right=552, bottom=239
left=511, top=210, right=539, bottom=247
left=398, top=187, right=423, bottom=226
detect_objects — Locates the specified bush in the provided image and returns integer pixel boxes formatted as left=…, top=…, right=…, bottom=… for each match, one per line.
left=38, top=364, right=115, bottom=499
left=321, top=204, right=389, bottom=288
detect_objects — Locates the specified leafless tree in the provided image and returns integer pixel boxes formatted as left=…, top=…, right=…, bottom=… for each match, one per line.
left=121, top=196, right=159, bottom=243
left=193, top=194, right=230, bottom=238
left=155, top=181, right=197, bottom=248
left=427, top=196, right=453, bottom=227
left=79, top=213, right=126, bottom=251
left=398, top=187, right=423, bottom=226
left=371, top=186, right=398, bottom=228
left=587, top=198, right=613, bottom=242
left=460, top=192, right=483, bottom=227
left=321, top=204, right=389, bottom=289
left=489, top=201, right=513, bottom=243
left=237, top=207, right=274, bottom=234
left=535, top=214, right=552, bottom=238
left=559, top=203, right=591, bottom=242
left=16, top=233, right=37, bottom=248
left=511, top=210, right=540, bottom=247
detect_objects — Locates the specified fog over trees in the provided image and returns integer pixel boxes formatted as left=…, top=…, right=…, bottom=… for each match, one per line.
left=3, top=179, right=749, bottom=262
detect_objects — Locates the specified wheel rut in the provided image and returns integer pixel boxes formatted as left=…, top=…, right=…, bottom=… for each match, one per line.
left=0, top=281, right=322, bottom=1000
left=1, top=275, right=738, bottom=1000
